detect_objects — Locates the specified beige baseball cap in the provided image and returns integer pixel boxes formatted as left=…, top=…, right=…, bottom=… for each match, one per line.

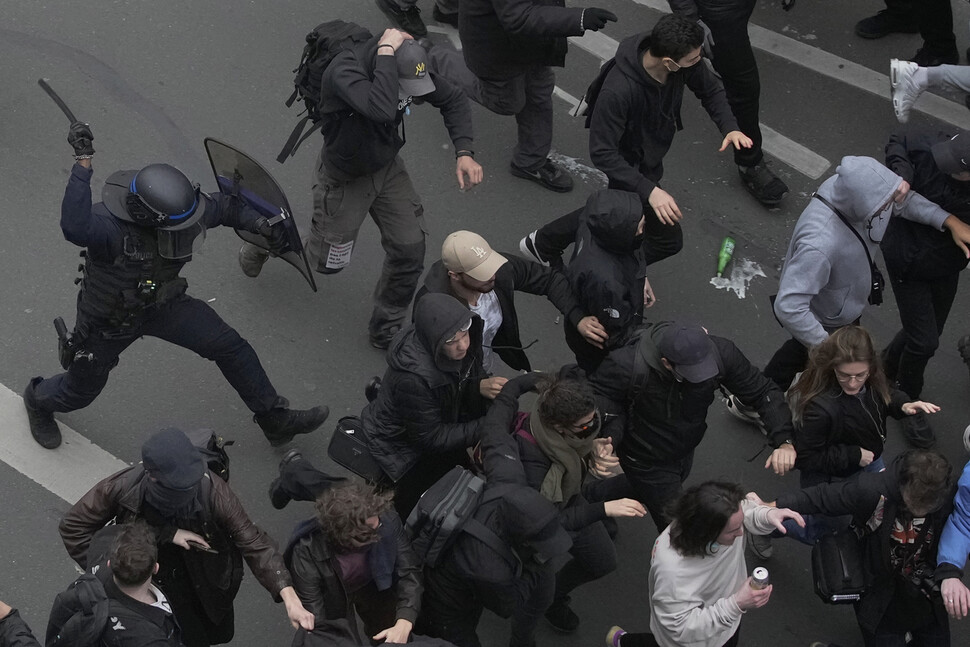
left=441, top=230, right=508, bottom=281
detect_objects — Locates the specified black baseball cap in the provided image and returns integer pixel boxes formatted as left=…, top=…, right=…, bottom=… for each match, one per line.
left=659, top=322, right=718, bottom=383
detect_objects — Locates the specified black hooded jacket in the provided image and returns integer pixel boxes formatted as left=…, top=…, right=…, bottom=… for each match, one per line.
left=415, top=254, right=584, bottom=371
left=588, top=33, right=736, bottom=208
left=364, top=294, right=489, bottom=482
left=563, top=190, right=644, bottom=370
left=320, top=36, right=474, bottom=180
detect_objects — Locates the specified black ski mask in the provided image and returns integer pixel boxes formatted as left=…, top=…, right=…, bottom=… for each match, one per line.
left=141, top=427, right=205, bottom=518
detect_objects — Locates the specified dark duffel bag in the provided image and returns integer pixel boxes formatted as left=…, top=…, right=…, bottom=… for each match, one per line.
left=812, top=529, right=866, bottom=604
left=327, top=415, right=386, bottom=483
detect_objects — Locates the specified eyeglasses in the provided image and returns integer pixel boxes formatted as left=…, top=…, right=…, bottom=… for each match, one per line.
left=834, top=368, right=870, bottom=384
left=570, top=409, right=601, bottom=439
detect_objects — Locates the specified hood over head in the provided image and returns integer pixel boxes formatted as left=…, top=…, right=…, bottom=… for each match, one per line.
left=817, top=156, right=902, bottom=224
left=413, top=293, right=475, bottom=373
left=584, top=189, right=644, bottom=253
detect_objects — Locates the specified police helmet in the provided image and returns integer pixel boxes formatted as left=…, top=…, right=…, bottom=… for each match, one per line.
left=102, top=163, right=207, bottom=229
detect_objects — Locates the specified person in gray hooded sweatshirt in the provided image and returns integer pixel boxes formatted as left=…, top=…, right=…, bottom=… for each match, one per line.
left=763, top=155, right=970, bottom=447
left=364, top=293, right=504, bottom=517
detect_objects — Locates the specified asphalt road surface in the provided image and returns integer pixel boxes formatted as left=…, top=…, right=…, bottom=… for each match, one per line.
left=3, top=1, right=970, bottom=646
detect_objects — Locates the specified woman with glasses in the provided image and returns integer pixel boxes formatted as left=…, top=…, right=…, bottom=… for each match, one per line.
left=502, top=374, right=645, bottom=633
left=781, top=325, right=939, bottom=544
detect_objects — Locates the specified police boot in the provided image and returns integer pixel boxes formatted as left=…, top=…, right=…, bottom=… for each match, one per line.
left=238, top=243, right=270, bottom=278
left=255, top=404, right=330, bottom=447
left=23, top=377, right=62, bottom=449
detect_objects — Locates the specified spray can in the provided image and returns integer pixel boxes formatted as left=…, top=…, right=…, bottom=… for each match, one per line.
left=750, top=567, right=770, bottom=590
left=716, top=237, right=735, bottom=278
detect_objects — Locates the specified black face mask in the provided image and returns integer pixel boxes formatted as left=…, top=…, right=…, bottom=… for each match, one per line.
left=144, top=478, right=202, bottom=518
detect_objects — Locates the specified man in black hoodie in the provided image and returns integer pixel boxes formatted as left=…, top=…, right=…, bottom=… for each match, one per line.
left=240, top=30, right=482, bottom=350
left=364, top=293, right=503, bottom=516
left=587, top=14, right=749, bottom=267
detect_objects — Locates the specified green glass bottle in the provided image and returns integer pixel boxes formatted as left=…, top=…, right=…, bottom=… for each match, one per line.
left=716, top=237, right=735, bottom=278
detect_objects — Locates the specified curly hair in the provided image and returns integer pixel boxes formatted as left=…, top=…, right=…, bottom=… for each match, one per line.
left=536, top=376, right=597, bottom=432
left=667, top=481, right=746, bottom=558
left=111, top=520, right=158, bottom=586
left=787, top=326, right=891, bottom=425
left=315, top=483, right=394, bottom=551
left=649, top=14, right=704, bottom=61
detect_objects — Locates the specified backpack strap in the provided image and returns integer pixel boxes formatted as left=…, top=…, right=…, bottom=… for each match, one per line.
left=277, top=116, right=319, bottom=163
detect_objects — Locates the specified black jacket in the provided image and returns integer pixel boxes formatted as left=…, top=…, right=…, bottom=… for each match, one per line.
left=458, top=0, right=584, bottom=79
left=320, top=37, right=474, bottom=180
left=0, top=610, right=40, bottom=647
left=793, top=386, right=908, bottom=484
left=98, top=570, right=184, bottom=647
left=776, top=457, right=955, bottom=633
left=288, top=513, right=422, bottom=639
left=882, top=130, right=970, bottom=280
left=590, top=321, right=793, bottom=464
left=364, top=294, right=489, bottom=482
left=588, top=33, right=736, bottom=208
left=563, top=190, right=645, bottom=370
left=415, top=255, right=584, bottom=371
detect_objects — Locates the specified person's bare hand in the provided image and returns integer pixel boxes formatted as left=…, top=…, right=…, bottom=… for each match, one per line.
left=944, top=214, right=970, bottom=259
left=0, top=601, right=12, bottom=621
left=648, top=187, right=682, bottom=225
left=766, top=506, right=805, bottom=534
left=456, top=157, right=483, bottom=190
left=643, top=277, right=656, bottom=308
left=942, top=578, right=970, bottom=619
left=734, top=579, right=772, bottom=610
left=902, top=400, right=941, bottom=415
left=894, top=179, right=911, bottom=202
left=373, top=618, right=414, bottom=643
left=280, top=586, right=315, bottom=631
left=172, top=529, right=209, bottom=550
left=589, top=437, right=621, bottom=478
left=604, top=498, right=646, bottom=518
left=577, top=316, right=608, bottom=348
left=377, top=28, right=411, bottom=52
left=858, top=448, right=874, bottom=467
left=719, top=130, right=753, bottom=151
left=764, top=443, right=796, bottom=475
left=479, top=376, right=509, bottom=399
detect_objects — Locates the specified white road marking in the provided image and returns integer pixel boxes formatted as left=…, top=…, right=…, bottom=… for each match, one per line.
left=0, top=384, right=129, bottom=504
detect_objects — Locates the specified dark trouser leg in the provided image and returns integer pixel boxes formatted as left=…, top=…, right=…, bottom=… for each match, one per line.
left=28, top=329, right=133, bottom=413
left=885, top=271, right=960, bottom=399
left=511, top=66, right=555, bottom=171
left=505, top=564, right=556, bottom=647
left=697, top=0, right=762, bottom=166
left=918, top=0, right=956, bottom=56
left=555, top=519, right=617, bottom=601
left=534, top=205, right=583, bottom=258
left=617, top=633, right=662, bottom=647
left=420, top=561, right=485, bottom=647
left=764, top=337, right=809, bottom=391
left=141, top=296, right=280, bottom=414
left=368, top=156, right=427, bottom=338
left=279, top=459, right=346, bottom=502
left=620, top=453, right=693, bottom=533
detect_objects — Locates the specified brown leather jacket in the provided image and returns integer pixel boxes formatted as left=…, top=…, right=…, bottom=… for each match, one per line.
left=59, top=466, right=292, bottom=609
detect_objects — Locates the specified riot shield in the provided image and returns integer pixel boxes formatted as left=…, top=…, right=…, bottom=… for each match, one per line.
left=203, top=137, right=317, bottom=292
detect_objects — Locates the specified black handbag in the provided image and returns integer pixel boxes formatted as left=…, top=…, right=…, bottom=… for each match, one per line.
left=812, top=528, right=867, bottom=604
left=326, top=415, right=387, bottom=484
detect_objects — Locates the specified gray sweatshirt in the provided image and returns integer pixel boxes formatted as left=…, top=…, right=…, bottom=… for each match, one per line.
left=774, top=156, right=950, bottom=347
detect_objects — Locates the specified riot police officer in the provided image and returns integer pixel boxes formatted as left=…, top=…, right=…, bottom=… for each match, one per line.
left=23, top=122, right=329, bottom=449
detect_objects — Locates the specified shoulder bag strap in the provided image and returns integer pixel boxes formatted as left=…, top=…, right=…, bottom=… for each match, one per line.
left=812, top=193, right=877, bottom=283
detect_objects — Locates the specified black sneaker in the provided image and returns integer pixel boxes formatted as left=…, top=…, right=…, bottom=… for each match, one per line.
left=432, top=5, right=459, bottom=27
left=900, top=411, right=936, bottom=449
left=255, top=406, right=330, bottom=447
left=510, top=160, right=574, bottom=193
left=738, top=161, right=788, bottom=207
left=24, top=378, right=61, bottom=449
left=544, top=597, right=580, bottom=633
left=854, top=10, right=919, bottom=39
left=911, top=47, right=960, bottom=67
left=374, top=0, right=427, bottom=37
left=268, top=448, right=303, bottom=509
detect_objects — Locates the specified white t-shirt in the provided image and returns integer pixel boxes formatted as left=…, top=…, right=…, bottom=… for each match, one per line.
left=469, top=290, right=503, bottom=372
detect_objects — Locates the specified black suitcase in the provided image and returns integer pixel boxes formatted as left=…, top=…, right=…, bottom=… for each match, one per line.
left=327, top=416, right=386, bottom=483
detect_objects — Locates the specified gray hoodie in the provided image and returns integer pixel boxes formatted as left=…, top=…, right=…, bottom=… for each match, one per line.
left=775, top=156, right=949, bottom=346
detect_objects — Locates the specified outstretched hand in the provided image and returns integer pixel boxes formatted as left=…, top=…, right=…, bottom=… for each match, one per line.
left=719, top=130, right=753, bottom=152
left=456, top=156, right=483, bottom=190
left=902, top=400, right=941, bottom=415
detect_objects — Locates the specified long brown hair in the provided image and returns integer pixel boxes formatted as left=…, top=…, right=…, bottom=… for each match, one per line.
left=788, top=325, right=891, bottom=424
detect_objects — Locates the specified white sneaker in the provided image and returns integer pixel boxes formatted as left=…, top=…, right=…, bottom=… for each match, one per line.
left=518, top=230, right=551, bottom=267
left=890, top=58, right=925, bottom=124
left=725, top=395, right=765, bottom=434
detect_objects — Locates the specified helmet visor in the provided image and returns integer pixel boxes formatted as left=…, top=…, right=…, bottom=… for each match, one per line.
left=157, top=224, right=206, bottom=260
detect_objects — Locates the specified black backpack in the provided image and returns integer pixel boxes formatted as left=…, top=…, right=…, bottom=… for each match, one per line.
left=405, top=466, right=518, bottom=570
left=277, top=20, right=374, bottom=163
left=574, top=57, right=617, bottom=128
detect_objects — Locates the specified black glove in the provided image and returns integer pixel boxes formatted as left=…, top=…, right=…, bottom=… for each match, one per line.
left=68, top=122, right=94, bottom=157
left=255, top=217, right=287, bottom=252
left=582, top=7, right=617, bottom=31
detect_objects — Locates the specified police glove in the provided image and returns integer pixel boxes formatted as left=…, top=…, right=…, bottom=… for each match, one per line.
left=68, top=121, right=95, bottom=157
left=582, top=8, right=617, bottom=31
left=255, top=217, right=287, bottom=252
